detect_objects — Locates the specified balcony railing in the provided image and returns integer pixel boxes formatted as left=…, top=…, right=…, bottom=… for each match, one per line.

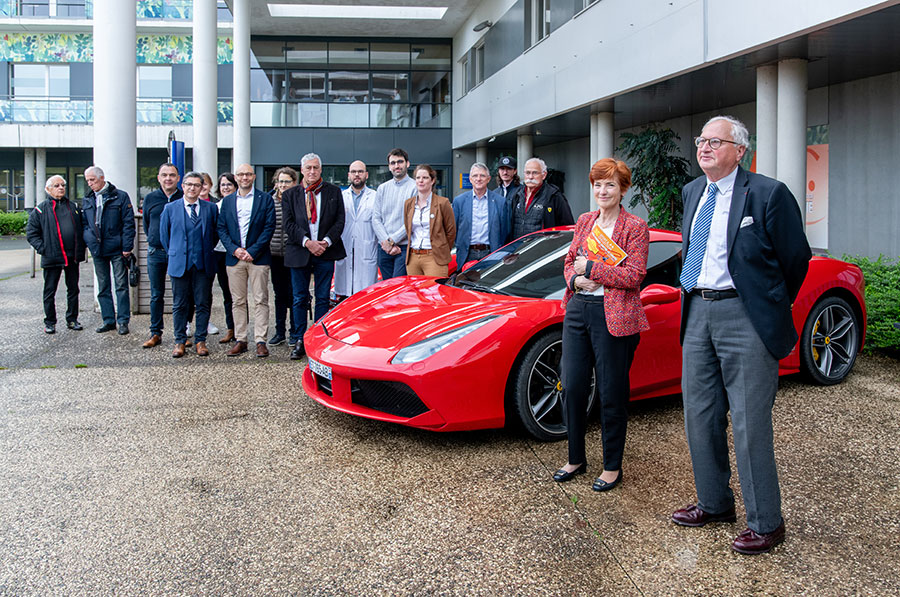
left=0, top=0, right=231, bottom=20
left=0, top=98, right=235, bottom=124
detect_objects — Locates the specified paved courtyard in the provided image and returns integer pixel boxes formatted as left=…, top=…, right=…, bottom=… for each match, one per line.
left=1, top=240, right=898, bottom=595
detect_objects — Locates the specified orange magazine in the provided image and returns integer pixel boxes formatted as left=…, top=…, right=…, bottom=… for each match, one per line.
left=581, top=222, right=627, bottom=266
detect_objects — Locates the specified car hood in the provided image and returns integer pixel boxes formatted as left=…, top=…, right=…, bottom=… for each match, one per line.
left=318, top=277, right=528, bottom=351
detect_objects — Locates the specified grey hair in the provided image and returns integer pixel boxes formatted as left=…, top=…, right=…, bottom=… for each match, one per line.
left=45, top=175, right=66, bottom=190
left=183, top=171, right=204, bottom=182
left=470, top=162, right=489, bottom=175
left=703, top=115, right=750, bottom=149
left=525, top=157, right=548, bottom=173
left=300, top=153, right=322, bottom=167
left=84, top=165, right=104, bottom=178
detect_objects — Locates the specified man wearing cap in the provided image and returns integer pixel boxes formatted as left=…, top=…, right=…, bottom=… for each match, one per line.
left=495, top=156, right=522, bottom=201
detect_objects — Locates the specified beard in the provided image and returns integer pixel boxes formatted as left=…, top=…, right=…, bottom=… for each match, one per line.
left=351, top=180, right=366, bottom=190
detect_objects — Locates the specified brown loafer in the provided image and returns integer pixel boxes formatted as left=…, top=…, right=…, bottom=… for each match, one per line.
left=732, top=522, right=785, bottom=555
left=672, top=504, right=737, bottom=527
left=142, top=334, right=162, bottom=349
left=184, top=338, right=193, bottom=348
left=256, top=342, right=269, bottom=358
left=226, top=341, right=248, bottom=356
left=195, top=341, right=209, bottom=356
left=172, top=343, right=185, bottom=358
left=219, top=329, right=235, bottom=344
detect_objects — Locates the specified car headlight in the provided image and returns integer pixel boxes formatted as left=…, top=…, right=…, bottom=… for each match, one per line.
left=391, top=316, right=499, bottom=364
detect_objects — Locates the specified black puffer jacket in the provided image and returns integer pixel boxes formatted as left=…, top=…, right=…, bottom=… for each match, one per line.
left=82, top=182, right=136, bottom=257
left=26, top=195, right=87, bottom=267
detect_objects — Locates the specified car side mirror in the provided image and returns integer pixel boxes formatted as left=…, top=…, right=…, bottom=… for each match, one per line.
left=641, top=283, right=681, bottom=306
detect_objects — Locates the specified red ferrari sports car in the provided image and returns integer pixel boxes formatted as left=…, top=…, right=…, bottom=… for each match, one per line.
left=301, top=228, right=866, bottom=441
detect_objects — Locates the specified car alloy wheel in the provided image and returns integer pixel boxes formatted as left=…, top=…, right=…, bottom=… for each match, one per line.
left=512, top=330, right=596, bottom=441
left=800, top=296, right=860, bottom=385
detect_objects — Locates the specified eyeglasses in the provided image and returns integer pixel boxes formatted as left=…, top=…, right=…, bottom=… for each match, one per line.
left=694, top=137, right=741, bottom=149
left=276, top=179, right=294, bottom=184
left=182, top=182, right=202, bottom=188
left=235, top=172, right=254, bottom=178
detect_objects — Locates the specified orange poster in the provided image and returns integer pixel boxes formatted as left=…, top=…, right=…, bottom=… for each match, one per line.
left=582, top=223, right=627, bottom=266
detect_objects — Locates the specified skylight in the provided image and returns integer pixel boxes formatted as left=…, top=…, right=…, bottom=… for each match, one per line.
left=267, top=4, right=448, bottom=19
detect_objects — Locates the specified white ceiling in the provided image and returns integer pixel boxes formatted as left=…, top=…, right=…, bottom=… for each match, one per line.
left=231, top=0, right=481, bottom=37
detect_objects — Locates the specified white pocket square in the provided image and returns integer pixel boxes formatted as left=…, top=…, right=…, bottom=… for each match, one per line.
left=740, top=216, right=754, bottom=228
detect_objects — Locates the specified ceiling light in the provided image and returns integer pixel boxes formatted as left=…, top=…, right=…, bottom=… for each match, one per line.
left=472, top=20, right=493, bottom=32
left=268, top=4, right=448, bottom=19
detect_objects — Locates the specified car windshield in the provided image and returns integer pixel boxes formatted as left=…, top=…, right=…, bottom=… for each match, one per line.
left=445, top=231, right=684, bottom=300
left=448, top=231, right=573, bottom=299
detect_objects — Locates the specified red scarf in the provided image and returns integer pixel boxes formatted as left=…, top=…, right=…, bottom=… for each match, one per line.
left=305, top=179, right=323, bottom=224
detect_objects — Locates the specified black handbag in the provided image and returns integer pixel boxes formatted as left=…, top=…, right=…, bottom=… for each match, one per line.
left=127, top=253, right=140, bottom=287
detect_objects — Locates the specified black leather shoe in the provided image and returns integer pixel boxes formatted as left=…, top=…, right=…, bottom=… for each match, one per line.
left=44, top=324, right=56, bottom=334
left=289, top=341, right=305, bottom=360
left=268, top=333, right=286, bottom=346
left=117, top=324, right=129, bottom=335
left=552, top=462, right=587, bottom=482
left=66, top=321, right=83, bottom=331
left=95, top=323, right=116, bottom=333
left=592, top=470, right=623, bottom=492
left=672, top=504, right=737, bottom=527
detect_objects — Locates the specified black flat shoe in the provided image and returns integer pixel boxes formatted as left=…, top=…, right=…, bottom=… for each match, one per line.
left=553, top=462, right=587, bottom=482
left=592, top=471, right=623, bottom=492
left=66, top=321, right=83, bottom=331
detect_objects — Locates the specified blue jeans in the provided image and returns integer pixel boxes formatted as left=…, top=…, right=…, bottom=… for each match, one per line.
left=172, top=266, right=211, bottom=344
left=94, top=254, right=130, bottom=325
left=377, top=245, right=407, bottom=279
left=290, top=257, right=334, bottom=344
left=146, top=246, right=168, bottom=337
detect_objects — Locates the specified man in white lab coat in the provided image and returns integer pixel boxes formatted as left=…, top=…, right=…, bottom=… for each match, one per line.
left=334, top=160, right=378, bottom=300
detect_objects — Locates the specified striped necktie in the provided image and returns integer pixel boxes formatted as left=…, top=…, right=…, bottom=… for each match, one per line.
left=189, top=203, right=199, bottom=225
left=679, top=182, right=719, bottom=292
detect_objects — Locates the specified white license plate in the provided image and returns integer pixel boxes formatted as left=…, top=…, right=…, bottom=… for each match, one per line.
left=308, top=358, right=332, bottom=381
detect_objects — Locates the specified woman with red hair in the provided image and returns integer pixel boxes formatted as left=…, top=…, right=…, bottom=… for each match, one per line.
left=553, top=158, right=650, bottom=492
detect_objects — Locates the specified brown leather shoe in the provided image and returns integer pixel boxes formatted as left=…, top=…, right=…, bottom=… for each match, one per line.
left=672, top=504, right=737, bottom=527
left=256, top=342, right=269, bottom=358
left=142, top=334, right=162, bottom=348
left=226, top=341, right=248, bottom=356
left=195, top=341, right=209, bottom=356
left=219, top=329, right=235, bottom=344
left=184, top=338, right=193, bottom=348
left=172, top=343, right=185, bottom=358
left=732, top=522, right=785, bottom=555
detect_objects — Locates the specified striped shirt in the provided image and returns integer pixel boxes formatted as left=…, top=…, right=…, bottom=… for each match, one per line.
left=372, top=175, right=416, bottom=245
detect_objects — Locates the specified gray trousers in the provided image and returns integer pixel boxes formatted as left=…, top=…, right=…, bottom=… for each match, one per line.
left=681, top=294, right=783, bottom=534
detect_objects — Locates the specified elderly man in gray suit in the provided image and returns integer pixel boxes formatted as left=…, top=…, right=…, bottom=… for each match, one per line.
left=672, top=115, right=811, bottom=555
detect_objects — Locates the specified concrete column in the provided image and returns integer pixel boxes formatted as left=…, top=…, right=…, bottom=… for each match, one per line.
left=93, top=0, right=137, bottom=209
left=35, top=149, right=47, bottom=199
left=24, top=149, right=35, bottom=209
left=595, top=111, right=614, bottom=162
left=756, top=65, right=777, bottom=178
left=232, top=0, right=251, bottom=168
left=193, top=0, right=218, bottom=177
left=776, top=59, right=808, bottom=221
left=475, top=143, right=487, bottom=165
left=517, top=132, right=533, bottom=172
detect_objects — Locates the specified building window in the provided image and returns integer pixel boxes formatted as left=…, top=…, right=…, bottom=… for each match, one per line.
left=287, top=71, right=326, bottom=102
left=216, top=0, right=232, bottom=21
left=582, top=0, right=599, bottom=8
left=460, top=54, right=472, bottom=95
left=371, top=72, right=409, bottom=102
left=328, top=71, right=369, bottom=103
left=528, top=0, right=551, bottom=47
left=18, top=0, right=50, bottom=16
left=11, top=64, right=70, bottom=98
left=56, top=0, right=87, bottom=17
left=137, top=65, right=172, bottom=99
left=475, top=44, right=486, bottom=86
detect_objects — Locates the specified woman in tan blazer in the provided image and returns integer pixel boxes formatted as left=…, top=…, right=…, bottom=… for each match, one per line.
left=404, top=164, right=456, bottom=276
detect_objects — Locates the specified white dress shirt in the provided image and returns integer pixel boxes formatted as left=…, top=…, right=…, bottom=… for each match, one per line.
left=410, top=194, right=433, bottom=250
left=691, top=166, right=739, bottom=290
left=236, top=189, right=254, bottom=248
left=301, top=188, right=332, bottom=247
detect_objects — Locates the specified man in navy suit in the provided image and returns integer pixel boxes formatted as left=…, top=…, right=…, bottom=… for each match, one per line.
left=282, top=152, right=346, bottom=360
left=453, top=162, right=508, bottom=267
left=672, top=116, right=811, bottom=555
left=217, top=163, right=276, bottom=358
left=159, top=172, right=219, bottom=358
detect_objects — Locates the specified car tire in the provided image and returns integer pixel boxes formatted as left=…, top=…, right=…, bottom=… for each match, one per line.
left=512, top=330, right=596, bottom=442
left=799, top=296, right=860, bottom=385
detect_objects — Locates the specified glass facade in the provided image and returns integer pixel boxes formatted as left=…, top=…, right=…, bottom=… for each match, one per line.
left=249, top=39, right=451, bottom=128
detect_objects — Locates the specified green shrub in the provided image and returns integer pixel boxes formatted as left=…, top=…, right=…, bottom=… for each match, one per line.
left=0, top=211, right=28, bottom=236
left=842, top=254, right=900, bottom=353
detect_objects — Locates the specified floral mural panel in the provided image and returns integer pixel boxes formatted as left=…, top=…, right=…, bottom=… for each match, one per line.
left=0, top=33, right=92, bottom=62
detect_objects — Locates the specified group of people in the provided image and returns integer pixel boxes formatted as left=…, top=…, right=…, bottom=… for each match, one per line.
left=27, top=115, right=809, bottom=555
left=554, top=115, right=811, bottom=556
left=28, top=147, right=576, bottom=361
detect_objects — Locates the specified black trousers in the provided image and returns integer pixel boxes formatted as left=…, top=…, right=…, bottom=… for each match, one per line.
left=42, top=263, right=80, bottom=326
left=562, top=294, right=639, bottom=469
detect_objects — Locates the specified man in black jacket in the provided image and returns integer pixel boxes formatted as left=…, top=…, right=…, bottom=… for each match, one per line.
left=82, top=166, right=136, bottom=335
left=141, top=163, right=183, bottom=348
left=26, top=175, right=86, bottom=334
left=509, top=157, right=574, bottom=240
left=282, top=153, right=345, bottom=359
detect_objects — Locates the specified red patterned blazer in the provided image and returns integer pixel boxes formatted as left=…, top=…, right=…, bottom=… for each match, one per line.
left=562, top=208, right=650, bottom=337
